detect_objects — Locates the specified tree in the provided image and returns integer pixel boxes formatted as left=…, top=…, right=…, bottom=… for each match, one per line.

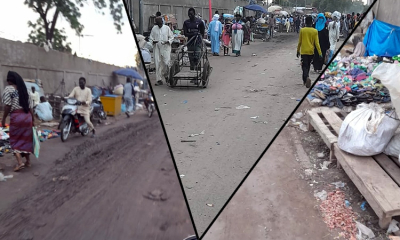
left=25, top=0, right=124, bottom=52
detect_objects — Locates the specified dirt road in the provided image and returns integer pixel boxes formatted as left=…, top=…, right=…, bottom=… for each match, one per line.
left=0, top=112, right=195, bottom=240
left=203, top=127, right=334, bottom=240
left=151, top=33, right=318, bottom=234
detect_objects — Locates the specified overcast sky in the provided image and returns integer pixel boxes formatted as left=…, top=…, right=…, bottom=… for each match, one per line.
left=0, top=0, right=138, bottom=67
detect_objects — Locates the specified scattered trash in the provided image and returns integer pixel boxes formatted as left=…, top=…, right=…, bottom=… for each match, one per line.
left=0, top=172, right=13, bottom=182
left=216, top=142, right=220, bottom=145
left=189, top=130, right=205, bottom=137
left=181, top=140, right=196, bottom=143
left=183, top=100, right=188, bottom=104
left=250, top=116, right=259, bottom=119
left=317, top=152, right=325, bottom=159
left=236, top=105, right=250, bottom=110
left=320, top=191, right=356, bottom=239
left=59, top=176, right=69, bottom=181
left=299, top=123, right=308, bottom=132
left=293, top=112, right=304, bottom=119
left=320, top=161, right=331, bottom=170
left=332, top=181, right=345, bottom=188
left=305, top=169, right=313, bottom=176
left=33, top=172, right=40, bottom=177
left=214, top=108, right=220, bottom=111
left=360, top=201, right=367, bottom=211
left=252, top=53, right=257, bottom=56
left=261, top=73, right=266, bottom=75
left=296, top=99, right=301, bottom=101
left=356, top=221, right=375, bottom=239
left=163, top=94, right=167, bottom=97
left=105, top=122, right=110, bottom=126
left=314, top=190, right=328, bottom=201
left=388, top=220, right=400, bottom=234
left=206, top=203, right=214, bottom=207
left=345, top=200, right=351, bottom=208
left=180, top=174, right=185, bottom=178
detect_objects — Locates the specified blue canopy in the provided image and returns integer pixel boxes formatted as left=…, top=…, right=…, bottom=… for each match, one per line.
left=113, top=68, right=144, bottom=80
left=243, top=4, right=268, bottom=13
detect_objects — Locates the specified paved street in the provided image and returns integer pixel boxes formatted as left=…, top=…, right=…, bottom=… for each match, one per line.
left=151, top=32, right=318, bottom=234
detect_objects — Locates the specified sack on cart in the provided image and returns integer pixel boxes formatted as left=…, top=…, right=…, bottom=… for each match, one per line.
left=338, top=103, right=400, bottom=156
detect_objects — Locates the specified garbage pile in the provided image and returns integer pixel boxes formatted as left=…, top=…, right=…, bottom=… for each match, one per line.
left=308, top=54, right=392, bottom=108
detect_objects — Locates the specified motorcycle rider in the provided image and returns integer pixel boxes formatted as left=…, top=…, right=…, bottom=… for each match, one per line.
left=68, top=77, right=95, bottom=137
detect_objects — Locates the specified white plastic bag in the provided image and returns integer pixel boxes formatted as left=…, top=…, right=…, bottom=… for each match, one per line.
left=384, top=133, right=400, bottom=160
left=338, top=103, right=400, bottom=156
left=371, top=63, right=400, bottom=116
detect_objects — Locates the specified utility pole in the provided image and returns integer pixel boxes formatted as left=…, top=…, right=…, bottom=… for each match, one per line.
left=139, top=0, right=143, bottom=34
left=209, top=0, right=212, bottom=23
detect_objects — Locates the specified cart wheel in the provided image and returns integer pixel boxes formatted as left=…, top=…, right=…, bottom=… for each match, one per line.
left=202, top=61, right=210, bottom=88
left=169, top=61, right=179, bottom=87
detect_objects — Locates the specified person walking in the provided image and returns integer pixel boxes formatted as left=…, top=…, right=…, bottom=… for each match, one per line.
left=327, top=16, right=340, bottom=62
left=313, top=13, right=330, bottom=73
left=297, top=16, right=322, bottom=88
left=295, top=16, right=301, bottom=33
left=183, top=8, right=205, bottom=73
left=2, top=71, right=35, bottom=172
left=68, top=77, right=95, bottom=137
left=231, top=14, right=244, bottom=57
left=208, top=14, right=223, bottom=56
left=123, top=78, right=135, bottom=117
left=285, top=16, right=291, bottom=33
left=268, top=14, right=275, bottom=38
left=150, top=17, right=174, bottom=86
left=222, top=18, right=232, bottom=56
left=343, top=14, right=351, bottom=39
left=30, top=86, right=40, bottom=108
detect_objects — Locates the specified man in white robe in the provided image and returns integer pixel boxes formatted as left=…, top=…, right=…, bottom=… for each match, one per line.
left=149, top=17, right=174, bottom=86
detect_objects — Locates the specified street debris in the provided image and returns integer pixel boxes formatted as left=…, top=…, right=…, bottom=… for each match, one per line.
left=319, top=161, right=331, bottom=171
left=252, top=53, right=257, bottom=56
left=355, top=221, right=375, bottom=239
left=180, top=174, right=185, bottom=178
left=250, top=116, right=259, bottom=119
left=206, top=203, right=214, bottom=207
left=181, top=140, right=196, bottom=143
left=189, top=130, right=205, bottom=137
left=331, top=181, right=345, bottom=188
left=183, top=100, right=188, bottom=104
left=388, top=219, right=400, bottom=234
left=215, top=108, right=220, bottom=111
left=304, top=169, right=313, bottom=176
left=236, top=105, right=250, bottom=110
left=314, top=190, right=328, bottom=201
left=360, top=201, right=367, bottom=211
left=317, top=152, right=325, bottom=159
left=320, top=191, right=357, bottom=239
left=0, top=172, right=13, bottom=182
left=293, top=112, right=304, bottom=119
left=143, top=189, right=169, bottom=201
left=345, top=200, right=351, bottom=208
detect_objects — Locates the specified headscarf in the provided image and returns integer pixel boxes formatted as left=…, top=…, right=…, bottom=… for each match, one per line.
left=213, top=14, right=221, bottom=32
left=315, top=13, right=326, bottom=31
left=6, top=71, right=30, bottom=113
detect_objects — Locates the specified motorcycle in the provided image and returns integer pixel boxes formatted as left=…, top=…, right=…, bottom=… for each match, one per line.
left=144, top=92, right=155, bottom=118
left=59, top=98, right=92, bottom=142
left=91, top=95, right=107, bottom=123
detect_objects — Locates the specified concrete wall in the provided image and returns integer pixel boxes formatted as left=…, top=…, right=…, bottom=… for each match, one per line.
left=0, top=37, right=129, bottom=96
left=373, top=0, right=400, bottom=26
left=125, top=0, right=250, bottom=33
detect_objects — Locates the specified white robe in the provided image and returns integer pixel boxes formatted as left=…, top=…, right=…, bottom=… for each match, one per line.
left=328, top=21, right=340, bottom=51
left=149, top=25, right=174, bottom=81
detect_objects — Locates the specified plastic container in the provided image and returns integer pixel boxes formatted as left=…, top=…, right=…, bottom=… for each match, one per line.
left=100, top=95, right=122, bottom=116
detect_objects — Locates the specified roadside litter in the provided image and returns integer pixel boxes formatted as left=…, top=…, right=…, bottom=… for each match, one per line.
left=236, top=105, right=250, bottom=110
left=355, top=221, right=375, bottom=239
left=0, top=172, right=13, bottom=182
left=314, top=190, right=327, bottom=201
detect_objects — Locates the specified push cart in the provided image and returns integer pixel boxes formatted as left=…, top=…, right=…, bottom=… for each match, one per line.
left=167, top=33, right=213, bottom=88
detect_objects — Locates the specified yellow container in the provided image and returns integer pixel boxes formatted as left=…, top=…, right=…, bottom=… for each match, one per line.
left=100, top=95, right=122, bottom=116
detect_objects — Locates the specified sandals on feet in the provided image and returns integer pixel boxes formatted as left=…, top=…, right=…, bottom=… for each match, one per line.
left=14, top=163, right=25, bottom=172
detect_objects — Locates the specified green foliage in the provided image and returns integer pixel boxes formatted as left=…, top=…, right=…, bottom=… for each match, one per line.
left=311, top=0, right=365, bottom=13
left=24, top=0, right=124, bottom=52
left=27, top=18, right=72, bottom=52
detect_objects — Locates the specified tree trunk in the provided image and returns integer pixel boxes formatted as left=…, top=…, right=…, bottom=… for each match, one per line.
left=47, top=9, right=60, bottom=43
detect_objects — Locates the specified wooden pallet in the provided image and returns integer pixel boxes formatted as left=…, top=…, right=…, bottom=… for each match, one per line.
left=307, top=107, right=400, bottom=229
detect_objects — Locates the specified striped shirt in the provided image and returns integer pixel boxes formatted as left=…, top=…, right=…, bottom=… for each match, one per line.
left=2, top=86, right=33, bottom=112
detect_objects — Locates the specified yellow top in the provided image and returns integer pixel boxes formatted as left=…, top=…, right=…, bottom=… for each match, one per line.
left=297, top=27, right=322, bottom=56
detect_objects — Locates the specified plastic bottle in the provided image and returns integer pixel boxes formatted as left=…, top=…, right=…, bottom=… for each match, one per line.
left=360, top=201, right=367, bottom=211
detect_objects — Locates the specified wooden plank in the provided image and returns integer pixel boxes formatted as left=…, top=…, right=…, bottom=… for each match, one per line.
left=308, top=111, right=338, bottom=149
left=374, top=154, right=400, bottom=187
left=334, top=144, right=400, bottom=217
left=321, top=109, right=343, bottom=136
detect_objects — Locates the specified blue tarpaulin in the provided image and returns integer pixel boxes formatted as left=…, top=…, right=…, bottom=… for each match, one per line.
left=364, top=19, right=400, bottom=57
left=243, top=4, right=268, bottom=13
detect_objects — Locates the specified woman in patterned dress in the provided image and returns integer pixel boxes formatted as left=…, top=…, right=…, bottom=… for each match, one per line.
left=2, top=71, right=35, bottom=172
